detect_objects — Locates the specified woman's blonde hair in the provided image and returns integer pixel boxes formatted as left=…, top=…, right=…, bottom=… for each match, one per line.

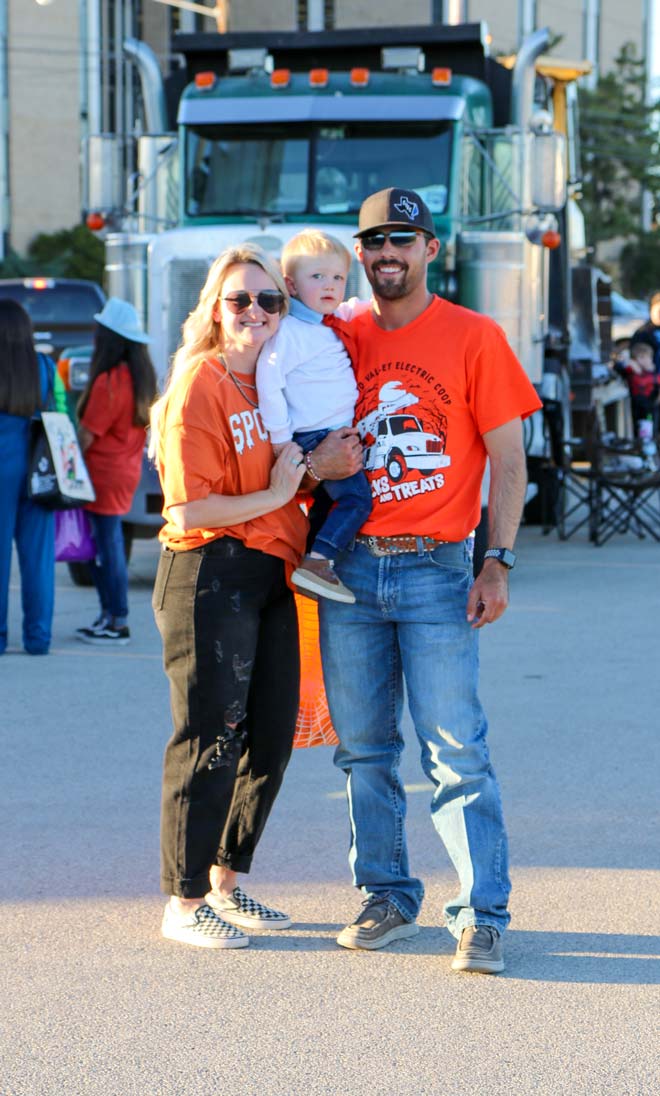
left=149, top=243, right=288, bottom=456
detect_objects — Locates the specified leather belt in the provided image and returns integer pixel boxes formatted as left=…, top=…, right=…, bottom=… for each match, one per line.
left=356, top=533, right=448, bottom=556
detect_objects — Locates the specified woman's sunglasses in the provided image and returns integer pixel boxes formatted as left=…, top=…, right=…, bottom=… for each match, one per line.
left=360, top=230, right=429, bottom=251
left=222, top=290, right=285, bottom=315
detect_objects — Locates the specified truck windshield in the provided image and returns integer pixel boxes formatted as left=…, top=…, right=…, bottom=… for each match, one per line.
left=184, top=122, right=451, bottom=217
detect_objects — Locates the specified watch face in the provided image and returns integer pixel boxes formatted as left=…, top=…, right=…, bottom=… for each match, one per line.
left=485, top=548, right=516, bottom=569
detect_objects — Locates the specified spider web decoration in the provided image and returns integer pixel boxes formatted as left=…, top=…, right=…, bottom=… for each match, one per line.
left=293, top=593, right=339, bottom=749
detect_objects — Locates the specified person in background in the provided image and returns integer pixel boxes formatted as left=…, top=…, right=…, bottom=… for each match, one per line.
left=0, top=299, right=56, bottom=655
left=613, top=337, right=660, bottom=433
left=75, top=298, right=157, bottom=646
left=150, top=243, right=307, bottom=949
left=629, top=292, right=660, bottom=371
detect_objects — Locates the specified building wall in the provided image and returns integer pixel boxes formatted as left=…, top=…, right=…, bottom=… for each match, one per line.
left=8, top=0, right=81, bottom=253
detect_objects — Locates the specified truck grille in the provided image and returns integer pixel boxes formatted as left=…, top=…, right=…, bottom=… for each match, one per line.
left=165, top=258, right=213, bottom=363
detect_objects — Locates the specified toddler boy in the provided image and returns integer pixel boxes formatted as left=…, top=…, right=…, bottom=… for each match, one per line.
left=615, top=337, right=660, bottom=431
left=256, top=230, right=371, bottom=603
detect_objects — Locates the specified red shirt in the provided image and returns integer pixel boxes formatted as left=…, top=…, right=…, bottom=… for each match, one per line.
left=80, top=363, right=145, bottom=515
left=351, top=297, right=542, bottom=541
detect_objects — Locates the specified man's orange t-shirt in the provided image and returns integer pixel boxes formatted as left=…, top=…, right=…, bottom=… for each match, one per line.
left=157, top=358, right=308, bottom=570
left=351, top=297, right=542, bottom=542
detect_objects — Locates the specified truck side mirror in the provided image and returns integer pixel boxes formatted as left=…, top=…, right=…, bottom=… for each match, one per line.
left=531, top=131, right=567, bottom=213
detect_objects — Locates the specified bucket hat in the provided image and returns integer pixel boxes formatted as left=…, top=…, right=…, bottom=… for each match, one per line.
left=354, top=187, right=436, bottom=238
left=94, top=297, right=151, bottom=344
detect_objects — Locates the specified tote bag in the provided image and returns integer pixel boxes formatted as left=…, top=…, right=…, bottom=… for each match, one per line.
left=28, top=411, right=96, bottom=509
left=55, top=509, right=96, bottom=563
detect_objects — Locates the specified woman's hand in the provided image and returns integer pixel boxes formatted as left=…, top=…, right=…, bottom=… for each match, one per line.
left=268, top=441, right=306, bottom=505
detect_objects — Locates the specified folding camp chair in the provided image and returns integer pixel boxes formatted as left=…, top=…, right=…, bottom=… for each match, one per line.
left=557, top=412, right=660, bottom=544
left=590, top=440, right=660, bottom=545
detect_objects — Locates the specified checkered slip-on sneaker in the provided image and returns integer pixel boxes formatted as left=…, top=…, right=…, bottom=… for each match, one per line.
left=161, top=902, right=249, bottom=949
left=205, top=886, right=291, bottom=930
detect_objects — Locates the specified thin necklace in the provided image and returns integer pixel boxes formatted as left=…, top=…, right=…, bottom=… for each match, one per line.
left=218, top=354, right=259, bottom=409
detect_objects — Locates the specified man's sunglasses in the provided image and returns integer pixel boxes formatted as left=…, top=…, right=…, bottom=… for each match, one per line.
left=222, top=290, right=285, bottom=315
left=360, top=230, right=430, bottom=251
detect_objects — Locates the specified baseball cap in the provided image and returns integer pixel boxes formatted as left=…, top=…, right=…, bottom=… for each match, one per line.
left=354, top=187, right=436, bottom=239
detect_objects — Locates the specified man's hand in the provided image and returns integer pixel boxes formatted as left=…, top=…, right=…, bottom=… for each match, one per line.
left=309, top=427, right=363, bottom=480
left=466, top=558, right=509, bottom=629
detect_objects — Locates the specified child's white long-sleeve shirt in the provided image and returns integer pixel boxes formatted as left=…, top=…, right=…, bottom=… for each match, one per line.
left=256, top=297, right=362, bottom=444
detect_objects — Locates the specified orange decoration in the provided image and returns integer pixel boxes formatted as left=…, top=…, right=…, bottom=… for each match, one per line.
left=293, top=593, right=339, bottom=749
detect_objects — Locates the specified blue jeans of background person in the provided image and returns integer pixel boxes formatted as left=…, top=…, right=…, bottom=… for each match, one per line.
left=87, top=512, right=128, bottom=622
left=319, top=539, right=511, bottom=939
left=0, top=445, right=54, bottom=655
left=293, top=427, right=372, bottom=559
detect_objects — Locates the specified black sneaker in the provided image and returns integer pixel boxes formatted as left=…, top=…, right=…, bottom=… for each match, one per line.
left=451, top=926, right=504, bottom=973
left=76, top=622, right=130, bottom=646
left=336, top=896, right=419, bottom=950
left=75, top=614, right=109, bottom=640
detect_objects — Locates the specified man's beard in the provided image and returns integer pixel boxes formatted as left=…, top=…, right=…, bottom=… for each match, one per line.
left=370, top=264, right=409, bottom=299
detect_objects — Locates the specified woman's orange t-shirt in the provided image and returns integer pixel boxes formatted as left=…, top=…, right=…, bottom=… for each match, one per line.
left=157, top=358, right=308, bottom=570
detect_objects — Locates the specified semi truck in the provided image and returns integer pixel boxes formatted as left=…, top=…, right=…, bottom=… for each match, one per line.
left=83, top=20, right=629, bottom=538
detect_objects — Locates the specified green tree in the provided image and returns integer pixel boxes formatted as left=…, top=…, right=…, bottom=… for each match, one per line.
left=579, top=43, right=660, bottom=253
left=0, top=225, right=104, bottom=284
left=620, top=232, right=660, bottom=297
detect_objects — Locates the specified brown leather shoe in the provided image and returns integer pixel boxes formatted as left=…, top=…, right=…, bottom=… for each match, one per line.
left=292, top=557, right=356, bottom=603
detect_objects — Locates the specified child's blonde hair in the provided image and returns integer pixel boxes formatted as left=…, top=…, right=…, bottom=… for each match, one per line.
left=281, top=230, right=351, bottom=279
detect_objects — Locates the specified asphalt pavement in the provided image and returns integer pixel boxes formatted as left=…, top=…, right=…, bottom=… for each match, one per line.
left=0, top=523, right=658, bottom=1096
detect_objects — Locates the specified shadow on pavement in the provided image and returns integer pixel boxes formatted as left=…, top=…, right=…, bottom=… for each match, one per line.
left=236, top=926, right=660, bottom=983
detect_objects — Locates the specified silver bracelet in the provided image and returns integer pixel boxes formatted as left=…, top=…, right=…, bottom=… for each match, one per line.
left=304, top=451, right=322, bottom=482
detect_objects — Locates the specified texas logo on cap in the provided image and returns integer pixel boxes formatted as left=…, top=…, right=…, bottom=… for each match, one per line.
left=393, top=195, right=419, bottom=221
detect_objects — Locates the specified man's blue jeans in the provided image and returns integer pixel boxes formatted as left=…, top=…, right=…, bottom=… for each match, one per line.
left=87, top=512, right=128, bottom=622
left=319, top=539, right=511, bottom=939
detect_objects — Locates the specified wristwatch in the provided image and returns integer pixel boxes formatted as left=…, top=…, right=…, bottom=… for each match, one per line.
left=483, top=547, right=517, bottom=570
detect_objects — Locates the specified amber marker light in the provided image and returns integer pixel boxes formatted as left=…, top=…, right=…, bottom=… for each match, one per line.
left=432, top=68, right=452, bottom=86
left=86, top=212, right=105, bottom=231
left=350, top=68, right=370, bottom=87
left=194, top=71, right=217, bottom=90
left=309, top=68, right=329, bottom=87
left=271, top=69, right=291, bottom=88
left=542, top=230, right=561, bottom=250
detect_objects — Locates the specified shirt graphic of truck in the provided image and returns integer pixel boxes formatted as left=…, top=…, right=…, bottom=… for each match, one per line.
left=358, top=382, right=451, bottom=483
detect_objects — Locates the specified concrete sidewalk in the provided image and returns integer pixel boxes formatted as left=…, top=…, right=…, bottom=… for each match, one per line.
left=0, top=525, right=658, bottom=1095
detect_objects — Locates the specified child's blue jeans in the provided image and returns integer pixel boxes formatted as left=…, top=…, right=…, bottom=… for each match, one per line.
left=293, top=427, right=372, bottom=560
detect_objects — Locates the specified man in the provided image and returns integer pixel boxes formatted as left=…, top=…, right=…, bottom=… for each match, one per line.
left=311, top=187, right=542, bottom=974
left=630, top=292, right=660, bottom=370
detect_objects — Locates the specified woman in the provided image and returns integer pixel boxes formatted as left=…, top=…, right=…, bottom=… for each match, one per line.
left=0, top=299, right=56, bottom=655
left=76, top=298, right=157, bottom=646
left=150, top=244, right=307, bottom=949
